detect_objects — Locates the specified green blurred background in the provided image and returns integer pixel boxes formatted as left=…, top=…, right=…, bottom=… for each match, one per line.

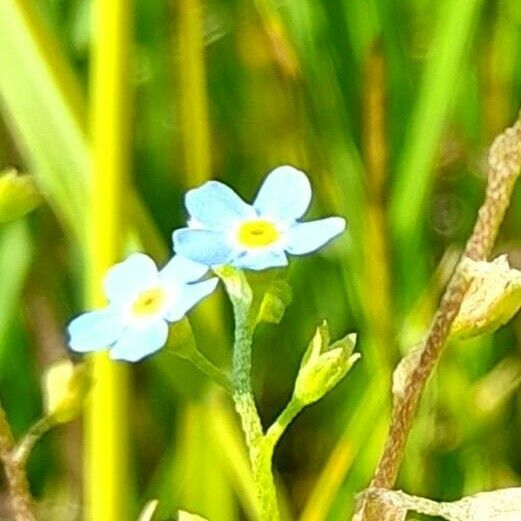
left=1, top=0, right=521, bottom=519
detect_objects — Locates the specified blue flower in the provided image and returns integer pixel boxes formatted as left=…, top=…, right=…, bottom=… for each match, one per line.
left=67, top=253, right=218, bottom=362
left=172, top=166, right=346, bottom=270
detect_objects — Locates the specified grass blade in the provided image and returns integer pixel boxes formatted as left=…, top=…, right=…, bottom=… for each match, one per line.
left=390, top=0, right=484, bottom=252
left=84, top=0, right=133, bottom=518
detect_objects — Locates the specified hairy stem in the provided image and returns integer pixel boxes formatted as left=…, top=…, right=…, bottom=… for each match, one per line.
left=218, top=268, right=281, bottom=521
left=0, top=404, right=36, bottom=521
left=359, top=113, right=521, bottom=519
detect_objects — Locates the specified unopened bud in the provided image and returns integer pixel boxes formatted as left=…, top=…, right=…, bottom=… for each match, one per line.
left=0, top=169, right=40, bottom=223
left=293, top=321, right=359, bottom=406
left=44, top=360, right=88, bottom=423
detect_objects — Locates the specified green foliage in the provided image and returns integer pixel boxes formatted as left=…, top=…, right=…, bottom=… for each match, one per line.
left=0, top=0, right=521, bottom=519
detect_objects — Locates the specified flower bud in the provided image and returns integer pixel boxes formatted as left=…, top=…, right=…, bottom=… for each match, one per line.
left=293, top=321, right=359, bottom=406
left=43, top=360, right=88, bottom=424
left=0, top=169, right=40, bottom=223
left=452, top=255, right=521, bottom=339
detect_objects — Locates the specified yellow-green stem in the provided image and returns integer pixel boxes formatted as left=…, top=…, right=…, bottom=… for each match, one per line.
left=85, top=0, right=132, bottom=519
left=265, top=397, right=303, bottom=454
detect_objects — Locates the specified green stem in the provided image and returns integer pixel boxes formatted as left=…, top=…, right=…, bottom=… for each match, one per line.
left=178, top=347, right=232, bottom=394
left=168, top=319, right=232, bottom=393
left=255, top=397, right=304, bottom=504
left=217, top=267, right=281, bottom=521
left=265, top=396, right=303, bottom=453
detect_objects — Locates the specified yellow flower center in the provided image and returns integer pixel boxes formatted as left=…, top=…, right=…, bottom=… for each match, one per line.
left=132, top=287, right=165, bottom=317
left=237, top=220, right=280, bottom=248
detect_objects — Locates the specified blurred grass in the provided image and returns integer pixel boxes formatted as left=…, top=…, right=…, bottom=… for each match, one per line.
left=177, top=0, right=212, bottom=187
left=390, top=0, right=483, bottom=307
left=0, top=0, right=521, bottom=520
left=0, top=222, right=33, bottom=359
left=85, top=0, right=132, bottom=519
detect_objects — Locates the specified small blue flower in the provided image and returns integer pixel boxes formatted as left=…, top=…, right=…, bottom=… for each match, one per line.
left=172, top=166, right=346, bottom=271
left=67, top=253, right=218, bottom=362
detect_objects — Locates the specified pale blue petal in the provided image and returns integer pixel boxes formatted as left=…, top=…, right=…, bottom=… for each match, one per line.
left=166, top=278, right=219, bottom=321
left=109, top=320, right=168, bottom=362
left=104, top=253, right=159, bottom=303
left=284, top=217, right=346, bottom=255
left=232, top=249, right=288, bottom=271
left=253, top=166, right=312, bottom=221
left=173, top=228, right=233, bottom=266
left=185, top=181, right=255, bottom=229
left=68, top=308, right=125, bottom=353
left=159, top=255, right=208, bottom=285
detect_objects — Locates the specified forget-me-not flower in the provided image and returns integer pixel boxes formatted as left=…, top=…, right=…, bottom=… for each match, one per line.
left=172, top=166, right=346, bottom=270
left=67, top=253, right=217, bottom=362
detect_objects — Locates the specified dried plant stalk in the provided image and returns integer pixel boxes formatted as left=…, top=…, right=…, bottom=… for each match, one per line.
left=357, top=112, right=521, bottom=520
left=0, top=406, right=36, bottom=521
left=362, top=487, right=521, bottom=520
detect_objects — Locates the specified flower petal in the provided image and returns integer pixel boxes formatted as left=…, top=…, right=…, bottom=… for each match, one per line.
left=185, top=181, right=254, bottom=229
left=166, top=278, right=219, bottom=322
left=104, top=253, right=159, bottom=303
left=253, top=166, right=312, bottom=221
left=284, top=217, right=346, bottom=255
left=232, top=249, right=288, bottom=271
left=173, top=228, right=234, bottom=266
left=109, top=320, right=168, bottom=362
left=160, top=255, right=208, bottom=286
left=68, top=308, right=125, bottom=353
